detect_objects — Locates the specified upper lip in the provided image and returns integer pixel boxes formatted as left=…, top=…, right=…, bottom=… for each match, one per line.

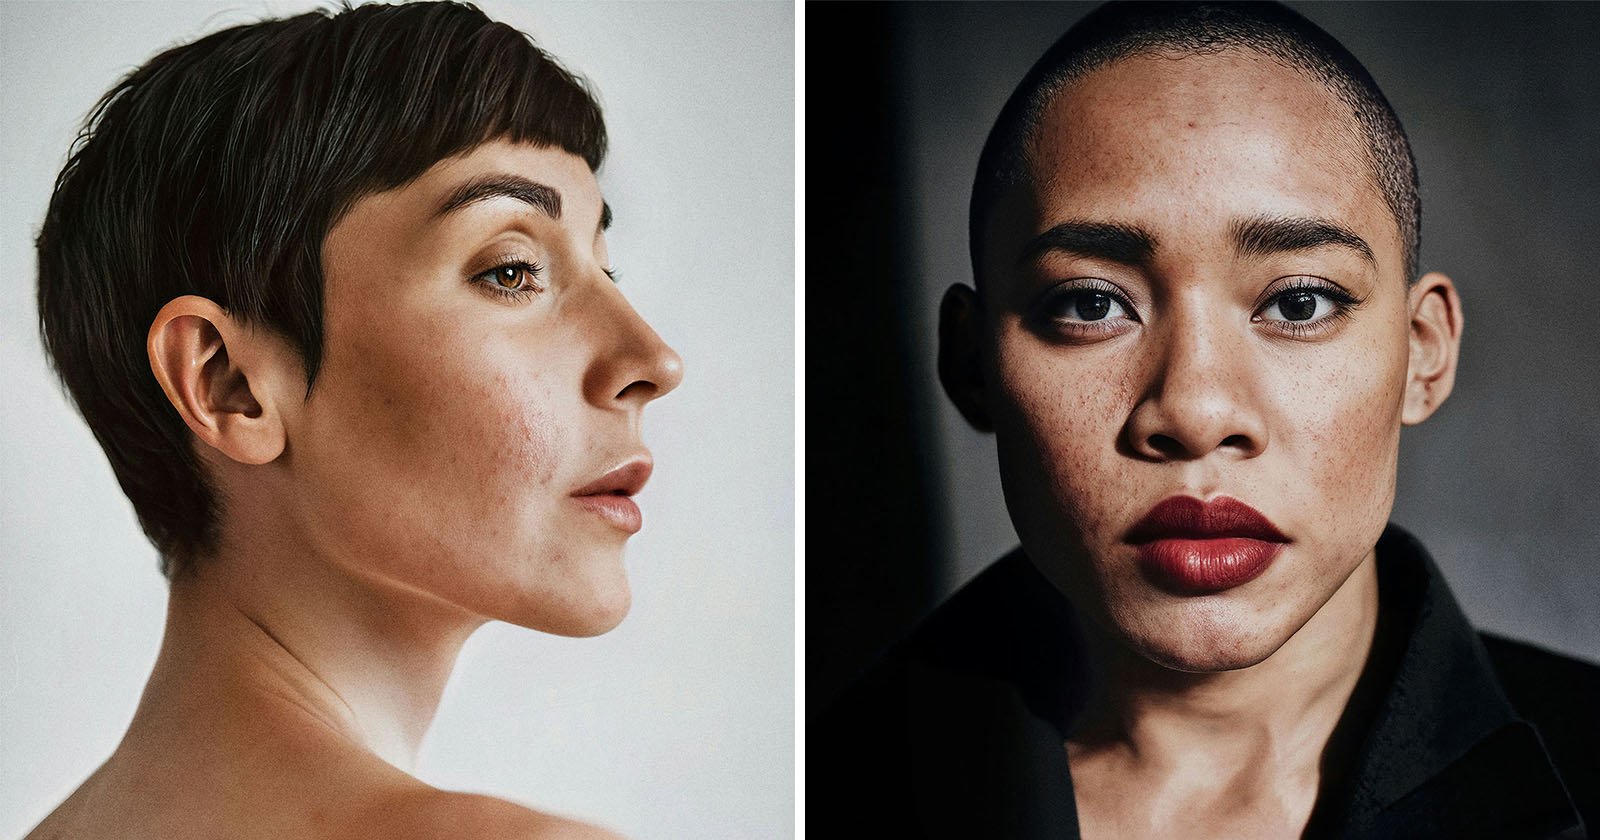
left=1126, top=495, right=1288, bottom=543
left=571, top=454, right=653, bottom=497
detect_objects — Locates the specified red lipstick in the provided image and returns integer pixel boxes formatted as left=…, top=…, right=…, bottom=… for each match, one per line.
left=571, top=457, right=652, bottom=534
left=1126, top=496, right=1287, bottom=594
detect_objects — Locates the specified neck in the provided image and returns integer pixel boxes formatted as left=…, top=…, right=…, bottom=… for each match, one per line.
left=1071, top=550, right=1381, bottom=787
left=124, top=534, right=484, bottom=772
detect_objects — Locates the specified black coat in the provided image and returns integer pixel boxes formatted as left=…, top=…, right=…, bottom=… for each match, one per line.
left=815, top=525, right=1598, bottom=838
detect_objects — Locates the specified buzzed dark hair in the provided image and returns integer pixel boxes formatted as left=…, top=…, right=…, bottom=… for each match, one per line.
left=37, top=1, right=606, bottom=581
left=970, top=1, right=1420, bottom=283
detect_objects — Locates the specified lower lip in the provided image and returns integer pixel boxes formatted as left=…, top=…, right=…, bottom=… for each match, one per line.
left=573, top=494, right=642, bottom=534
left=1135, top=538, right=1283, bottom=594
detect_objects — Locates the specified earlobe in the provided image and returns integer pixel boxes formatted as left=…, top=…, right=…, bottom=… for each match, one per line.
left=938, top=284, right=993, bottom=432
left=147, top=295, right=289, bottom=465
left=1402, top=272, right=1465, bottom=426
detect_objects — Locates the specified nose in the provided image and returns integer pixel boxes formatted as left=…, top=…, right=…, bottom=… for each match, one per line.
left=582, top=280, right=683, bottom=410
left=1123, top=312, right=1267, bottom=461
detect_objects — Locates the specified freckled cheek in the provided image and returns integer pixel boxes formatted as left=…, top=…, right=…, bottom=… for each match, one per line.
left=420, top=361, right=565, bottom=509
left=1289, top=348, right=1406, bottom=526
left=334, top=331, right=564, bottom=502
left=995, top=348, right=1133, bottom=541
left=484, top=381, right=561, bottom=490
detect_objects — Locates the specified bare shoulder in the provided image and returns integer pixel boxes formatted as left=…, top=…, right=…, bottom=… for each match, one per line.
left=351, top=787, right=625, bottom=840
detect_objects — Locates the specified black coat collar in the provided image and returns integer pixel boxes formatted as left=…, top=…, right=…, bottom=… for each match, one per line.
left=837, top=524, right=1586, bottom=838
left=1328, top=526, right=1582, bottom=837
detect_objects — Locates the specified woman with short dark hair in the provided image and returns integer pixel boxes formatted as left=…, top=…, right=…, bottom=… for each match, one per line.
left=28, top=3, right=680, bottom=837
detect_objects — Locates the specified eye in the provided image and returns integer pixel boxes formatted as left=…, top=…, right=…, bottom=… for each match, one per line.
left=1253, top=278, right=1363, bottom=336
left=471, top=260, right=544, bottom=301
left=1259, top=290, right=1333, bottom=322
left=1053, top=290, right=1130, bottom=322
left=1034, top=279, right=1139, bottom=333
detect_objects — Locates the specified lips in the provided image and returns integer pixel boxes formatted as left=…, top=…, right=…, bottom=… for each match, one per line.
left=1126, top=495, right=1288, bottom=594
left=571, top=456, right=652, bottom=534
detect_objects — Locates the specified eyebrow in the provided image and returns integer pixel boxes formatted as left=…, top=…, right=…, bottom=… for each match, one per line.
left=435, top=172, right=613, bottom=233
left=1019, top=220, right=1158, bottom=267
left=1231, top=214, right=1374, bottom=265
left=1019, top=215, right=1375, bottom=269
left=436, top=173, right=561, bottom=218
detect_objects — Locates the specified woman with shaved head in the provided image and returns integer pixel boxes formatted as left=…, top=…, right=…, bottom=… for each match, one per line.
left=818, top=3, right=1598, bottom=837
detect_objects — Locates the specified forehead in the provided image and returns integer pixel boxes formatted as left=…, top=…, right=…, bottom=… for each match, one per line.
left=998, top=49, right=1400, bottom=275
left=403, top=141, right=601, bottom=222
left=331, top=140, right=605, bottom=242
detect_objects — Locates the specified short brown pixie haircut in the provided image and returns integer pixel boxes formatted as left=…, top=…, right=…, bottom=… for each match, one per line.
left=37, top=1, right=607, bottom=581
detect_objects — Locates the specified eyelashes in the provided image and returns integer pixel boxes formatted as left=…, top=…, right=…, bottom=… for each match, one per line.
left=1031, top=276, right=1366, bottom=341
left=471, top=259, right=545, bottom=302
left=469, top=260, right=622, bottom=303
left=1249, top=276, right=1364, bottom=338
left=1032, top=278, right=1141, bottom=339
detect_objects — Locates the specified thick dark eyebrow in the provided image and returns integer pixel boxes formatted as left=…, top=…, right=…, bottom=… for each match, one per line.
left=435, top=173, right=562, bottom=220
left=599, top=201, right=612, bottom=233
left=1232, top=215, right=1374, bottom=265
left=1019, top=220, right=1158, bottom=268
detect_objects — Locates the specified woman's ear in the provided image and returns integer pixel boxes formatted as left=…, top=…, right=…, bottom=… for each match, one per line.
left=1402, top=272, right=1464, bottom=426
left=939, top=283, right=993, bottom=432
left=147, top=295, right=294, bottom=465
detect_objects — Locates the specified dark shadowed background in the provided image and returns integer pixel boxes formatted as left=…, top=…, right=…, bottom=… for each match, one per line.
left=808, top=1, right=1600, bottom=709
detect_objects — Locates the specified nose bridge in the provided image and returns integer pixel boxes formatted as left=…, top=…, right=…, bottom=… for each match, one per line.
left=579, top=276, right=683, bottom=408
left=1160, top=298, right=1238, bottom=401
left=1132, top=294, right=1264, bottom=459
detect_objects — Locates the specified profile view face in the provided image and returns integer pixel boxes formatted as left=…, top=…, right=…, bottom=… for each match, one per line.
left=282, top=141, right=681, bottom=637
left=37, top=0, right=685, bottom=640
left=948, top=48, right=1461, bottom=672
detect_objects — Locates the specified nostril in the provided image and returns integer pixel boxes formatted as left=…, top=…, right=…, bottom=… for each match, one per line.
left=1148, top=433, right=1184, bottom=457
left=1221, top=434, right=1251, bottom=450
left=616, top=379, right=659, bottom=403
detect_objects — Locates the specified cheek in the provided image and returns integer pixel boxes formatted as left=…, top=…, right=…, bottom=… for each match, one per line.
left=1275, top=331, right=1407, bottom=537
left=992, top=335, right=1137, bottom=542
left=316, top=320, right=567, bottom=520
left=486, top=374, right=560, bottom=490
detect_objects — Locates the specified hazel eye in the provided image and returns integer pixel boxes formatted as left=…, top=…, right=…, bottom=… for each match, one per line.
left=472, top=260, right=544, bottom=299
left=488, top=264, right=536, bottom=290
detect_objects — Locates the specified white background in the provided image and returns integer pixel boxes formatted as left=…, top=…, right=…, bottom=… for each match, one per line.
left=0, top=2, right=794, bottom=837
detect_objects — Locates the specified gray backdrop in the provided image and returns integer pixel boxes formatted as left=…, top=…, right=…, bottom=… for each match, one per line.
left=0, top=3, right=793, bottom=837
left=889, top=2, right=1599, bottom=667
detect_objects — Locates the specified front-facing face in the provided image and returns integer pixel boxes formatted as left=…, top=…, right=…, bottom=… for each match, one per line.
left=279, top=140, right=681, bottom=637
left=967, top=50, right=1445, bottom=671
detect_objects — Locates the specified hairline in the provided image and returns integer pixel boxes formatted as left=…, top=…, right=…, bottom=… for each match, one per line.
left=982, top=45, right=1406, bottom=287
left=971, top=7, right=1422, bottom=289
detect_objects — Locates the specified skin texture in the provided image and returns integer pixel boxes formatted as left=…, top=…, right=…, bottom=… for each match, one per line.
left=940, top=50, right=1462, bottom=837
left=26, top=140, right=681, bottom=840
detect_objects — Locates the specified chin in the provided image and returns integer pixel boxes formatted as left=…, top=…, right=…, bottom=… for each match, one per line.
left=504, top=570, right=633, bottom=638
left=559, top=582, right=633, bottom=637
left=1117, top=600, right=1295, bottom=673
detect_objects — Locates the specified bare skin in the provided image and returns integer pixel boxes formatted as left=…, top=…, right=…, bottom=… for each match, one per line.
left=27, top=141, right=681, bottom=840
left=941, top=49, right=1462, bottom=838
left=1066, top=542, right=1379, bottom=838
left=25, top=577, right=601, bottom=840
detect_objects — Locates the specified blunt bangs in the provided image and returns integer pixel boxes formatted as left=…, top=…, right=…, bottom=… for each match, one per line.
left=37, top=1, right=606, bottom=577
